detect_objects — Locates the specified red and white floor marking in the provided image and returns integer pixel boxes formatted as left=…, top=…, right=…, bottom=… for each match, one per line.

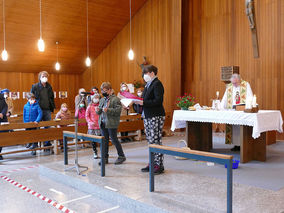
left=0, top=165, right=39, bottom=174
left=1, top=176, right=75, bottom=213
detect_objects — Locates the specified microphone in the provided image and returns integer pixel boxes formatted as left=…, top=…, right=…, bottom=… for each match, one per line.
left=80, top=91, right=94, bottom=96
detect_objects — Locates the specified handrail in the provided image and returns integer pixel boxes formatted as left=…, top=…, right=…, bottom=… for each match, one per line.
left=149, top=144, right=233, bottom=213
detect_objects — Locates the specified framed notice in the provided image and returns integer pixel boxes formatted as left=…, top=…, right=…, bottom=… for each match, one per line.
left=9, top=92, right=20, bottom=100
left=23, top=92, right=30, bottom=99
left=59, top=91, right=67, bottom=99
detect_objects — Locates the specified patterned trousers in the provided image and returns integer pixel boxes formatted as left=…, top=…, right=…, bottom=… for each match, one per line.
left=143, top=116, right=165, bottom=166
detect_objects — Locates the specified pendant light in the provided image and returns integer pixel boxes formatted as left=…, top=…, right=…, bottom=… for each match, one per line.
left=1, top=0, right=8, bottom=61
left=37, top=0, right=45, bottom=52
left=85, top=0, right=91, bottom=67
left=55, top=42, right=60, bottom=71
left=128, top=0, right=134, bottom=60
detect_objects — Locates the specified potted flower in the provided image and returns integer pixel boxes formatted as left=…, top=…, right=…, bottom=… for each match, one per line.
left=133, top=80, right=146, bottom=89
left=176, top=93, right=195, bottom=110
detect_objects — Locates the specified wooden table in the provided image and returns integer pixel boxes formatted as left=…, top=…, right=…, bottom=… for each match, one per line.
left=171, top=110, right=283, bottom=163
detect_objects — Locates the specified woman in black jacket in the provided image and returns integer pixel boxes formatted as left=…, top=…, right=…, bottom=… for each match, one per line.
left=136, top=65, right=165, bottom=174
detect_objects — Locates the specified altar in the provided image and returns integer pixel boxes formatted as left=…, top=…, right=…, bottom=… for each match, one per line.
left=171, top=110, right=283, bottom=163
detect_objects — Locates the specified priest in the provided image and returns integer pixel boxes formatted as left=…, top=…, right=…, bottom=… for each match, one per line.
left=220, top=74, right=253, bottom=151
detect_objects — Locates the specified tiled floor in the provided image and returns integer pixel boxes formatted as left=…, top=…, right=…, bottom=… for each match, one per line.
left=1, top=134, right=284, bottom=213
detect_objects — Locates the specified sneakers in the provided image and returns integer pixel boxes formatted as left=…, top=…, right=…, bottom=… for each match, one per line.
left=154, top=165, right=164, bottom=175
left=93, top=153, right=99, bottom=159
left=31, top=151, right=36, bottom=156
left=98, top=158, right=108, bottom=166
left=141, top=164, right=149, bottom=172
left=114, top=156, right=126, bottom=165
left=230, top=146, right=240, bottom=151
left=0, top=155, right=3, bottom=160
left=26, top=143, right=32, bottom=148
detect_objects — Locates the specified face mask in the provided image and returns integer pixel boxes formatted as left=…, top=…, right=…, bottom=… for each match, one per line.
left=137, top=92, right=142, bottom=97
left=4, top=94, right=8, bottom=99
left=121, top=86, right=127, bottom=91
left=93, top=99, right=99, bottom=104
left=29, top=100, right=35, bottom=104
left=102, top=92, right=108, bottom=97
left=41, top=77, right=48, bottom=83
left=62, top=107, right=67, bottom=112
left=143, top=74, right=151, bottom=82
left=79, top=103, right=85, bottom=108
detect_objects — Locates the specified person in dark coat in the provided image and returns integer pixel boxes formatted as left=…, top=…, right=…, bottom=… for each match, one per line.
left=136, top=65, right=166, bottom=175
left=31, top=71, right=55, bottom=150
left=0, top=93, right=8, bottom=160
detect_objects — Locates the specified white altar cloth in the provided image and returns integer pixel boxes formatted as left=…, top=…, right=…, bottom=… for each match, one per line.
left=171, top=110, right=283, bottom=139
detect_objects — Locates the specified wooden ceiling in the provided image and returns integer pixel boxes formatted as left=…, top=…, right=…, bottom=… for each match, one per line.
left=0, top=0, right=147, bottom=74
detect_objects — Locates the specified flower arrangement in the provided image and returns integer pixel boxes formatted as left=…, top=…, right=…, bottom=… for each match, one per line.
left=133, top=80, right=146, bottom=89
left=176, top=93, right=195, bottom=109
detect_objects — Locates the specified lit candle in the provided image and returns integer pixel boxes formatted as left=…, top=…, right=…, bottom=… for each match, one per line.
left=216, top=91, right=219, bottom=99
left=252, top=95, right=257, bottom=108
left=245, top=97, right=252, bottom=109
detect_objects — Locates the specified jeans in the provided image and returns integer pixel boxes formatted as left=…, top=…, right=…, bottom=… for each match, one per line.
left=42, top=110, right=51, bottom=146
left=100, top=123, right=125, bottom=159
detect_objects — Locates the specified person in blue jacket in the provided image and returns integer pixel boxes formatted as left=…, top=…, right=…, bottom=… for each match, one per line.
left=23, top=93, right=42, bottom=155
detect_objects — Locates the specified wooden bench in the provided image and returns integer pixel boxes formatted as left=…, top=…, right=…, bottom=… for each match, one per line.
left=148, top=144, right=233, bottom=213
left=118, top=114, right=144, bottom=141
left=63, top=131, right=106, bottom=176
left=0, top=119, right=88, bottom=156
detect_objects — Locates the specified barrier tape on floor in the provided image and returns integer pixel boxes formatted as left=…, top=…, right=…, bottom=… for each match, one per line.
left=0, top=165, right=39, bottom=174
left=0, top=176, right=75, bottom=213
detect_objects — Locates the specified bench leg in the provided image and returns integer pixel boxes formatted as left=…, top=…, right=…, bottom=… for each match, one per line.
left=63, top=136, right=68, bottom=165
left=227, top=159, right=233, bottom=213
left=100, top=140, right=105, bottom=177
left=54, top=140, right=59, bottom=155
left=138, top=130, right=142, bottom=141
left=149, top=150, right=154, bottom=192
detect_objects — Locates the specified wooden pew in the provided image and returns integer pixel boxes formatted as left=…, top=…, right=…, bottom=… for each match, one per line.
left=118, top=114, right=144, bottom=141
left=0, top=119, right=88, bottom=156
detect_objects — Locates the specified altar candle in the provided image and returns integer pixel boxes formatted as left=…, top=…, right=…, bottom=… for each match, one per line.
left=245, top=97, right=252, bottom=109
left=252, top=95, right=257, bottom=107
left=216, top=91, right=219, bottom=99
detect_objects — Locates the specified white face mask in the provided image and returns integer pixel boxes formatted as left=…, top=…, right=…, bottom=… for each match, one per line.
left=93, top=98, right=99, bottom=104
left=4, top=94, right=8, bottom=99
left=137, top=92, right=142, bottom=97
left=41, top=77, right=48, bottom=83
left=143, top=74, right=151, bottom=82
left=29, top=100, right=35, bottom=105
left=121, top=86, right=127, bottom=91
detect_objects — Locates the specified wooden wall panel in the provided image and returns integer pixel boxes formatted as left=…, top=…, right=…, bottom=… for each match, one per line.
left=80, top=0, right=182, bottom=113
left=182, top=0, right=284, bottom=140
left=0, top=72, right=80, bottom=113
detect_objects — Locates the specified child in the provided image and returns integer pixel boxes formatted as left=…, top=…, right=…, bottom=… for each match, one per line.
left=23, top=93, right=42, bottom=155
left=56, top=103, right=71, bottom=120
left=75, top=101, right=87, bottom=125
left=55, top=103, right=72, bottom=149
left=86, top=93, right=101, bottom=159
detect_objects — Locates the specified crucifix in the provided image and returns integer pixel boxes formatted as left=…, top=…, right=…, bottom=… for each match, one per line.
left=246, top=0, right=259, bottom=58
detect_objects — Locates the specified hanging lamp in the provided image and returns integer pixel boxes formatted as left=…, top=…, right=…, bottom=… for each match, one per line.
left=1, top=0, right=8, bottom=61
left=55, top=42, right=60, bottom=71
left=85, top=0, right=91, bottom=67
left=37, top=0, right=45, bottom=52
left=128, top=0, right=134, bottom=60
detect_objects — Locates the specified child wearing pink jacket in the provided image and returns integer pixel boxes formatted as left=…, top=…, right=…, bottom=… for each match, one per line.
left=85, top=93, right=101, bottom=159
